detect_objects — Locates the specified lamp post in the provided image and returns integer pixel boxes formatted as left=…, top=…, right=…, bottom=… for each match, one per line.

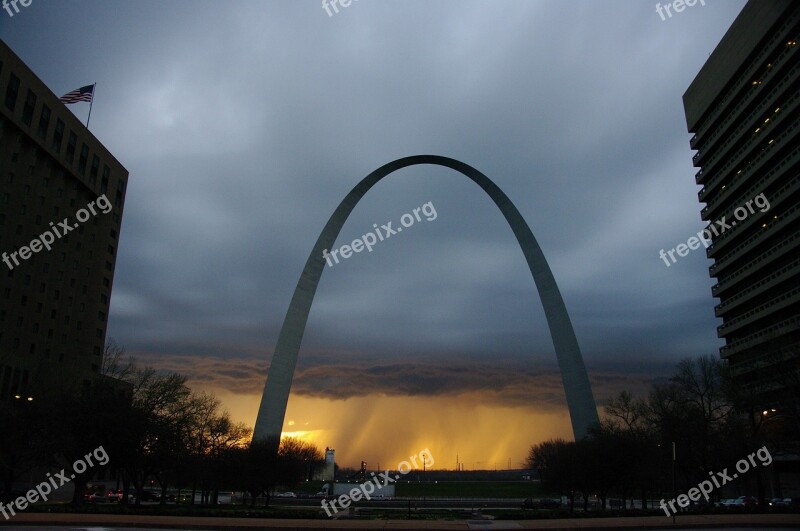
left=422, top=453, right=427, bottom=506
left=672, top=441, right=676, bottom=525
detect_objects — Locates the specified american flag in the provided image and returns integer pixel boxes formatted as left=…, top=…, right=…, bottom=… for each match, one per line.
left=59, top=84, right=94, bottom=104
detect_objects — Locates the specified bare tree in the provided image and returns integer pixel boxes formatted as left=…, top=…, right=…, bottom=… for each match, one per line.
left=100, top=338, right=135, bottom=381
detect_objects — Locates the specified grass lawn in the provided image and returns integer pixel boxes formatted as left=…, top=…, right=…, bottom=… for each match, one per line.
left=285, top=479, right=547, bottom=499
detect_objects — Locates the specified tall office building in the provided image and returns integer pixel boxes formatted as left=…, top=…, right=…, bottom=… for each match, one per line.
left=683, top=0, right=799, bottom=409
left=0, top=39, right=128, bottom=400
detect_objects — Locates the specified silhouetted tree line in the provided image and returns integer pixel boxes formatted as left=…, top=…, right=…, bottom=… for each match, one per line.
left=526, top=354, right=800, bottom=511
left=0, top=340, right=324, bottom=507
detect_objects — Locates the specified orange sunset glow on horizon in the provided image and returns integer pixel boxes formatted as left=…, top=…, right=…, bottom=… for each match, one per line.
left=202, top=387, right=577, bottom=470
left=132, top=350, right=657, bottom=471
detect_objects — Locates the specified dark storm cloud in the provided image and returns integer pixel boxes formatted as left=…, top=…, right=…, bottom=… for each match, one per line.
left=131, top=350, right=655, bottom=410
left=3, top=0, right=746, bottom=402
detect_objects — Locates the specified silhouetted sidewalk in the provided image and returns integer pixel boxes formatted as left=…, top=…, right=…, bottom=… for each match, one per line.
left=2, top=512, right=799, bottom=529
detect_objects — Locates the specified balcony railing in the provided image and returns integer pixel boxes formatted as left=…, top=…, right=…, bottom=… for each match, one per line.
left=715, top=257, right=800, bottom=317
left=711, top=231, right=800, bottom=296
left=710, top=202, right=799, bottom=277
left=691, top=15, right=800, bottom=148
left=717, top=285, right=800, bottom=336
left=695, top=78, right=800, bottom=184
left=720, top=315, right=800, bottom=356
left=699, top=116, right=800, bottom=203
left=702, top=142, right=800, bottom=221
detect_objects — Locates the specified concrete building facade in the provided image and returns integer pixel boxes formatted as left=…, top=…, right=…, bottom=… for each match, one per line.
left=0, top=39, right=128, bottom=400
left=683, top=0, right=799, bottom=409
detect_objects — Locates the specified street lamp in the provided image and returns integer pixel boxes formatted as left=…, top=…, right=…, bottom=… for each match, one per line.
left=672, top=442, right=676, bottom=525
left=422, top=453, right=428, bottom=506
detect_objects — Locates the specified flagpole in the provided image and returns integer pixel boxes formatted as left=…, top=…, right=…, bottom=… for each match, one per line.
left=86, top=83, right=97, bottom=129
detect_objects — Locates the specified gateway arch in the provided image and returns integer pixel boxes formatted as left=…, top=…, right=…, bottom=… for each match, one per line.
left=254, top=155, right=599, bottom=441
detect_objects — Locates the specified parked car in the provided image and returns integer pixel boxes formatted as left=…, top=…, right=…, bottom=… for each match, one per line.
left=522, top=497, right=561, bottom=509
left=106, top=490, right=121, bottom=503
left=541, top=498, right=562, bottom=508
left=715, top=498, right=737, bottom=508
left=86, top=492, right=110, bottom=503
left=130, top=489, right=161, bottom=502
left=732, top=495, right=757, bottom=508
left=274, top=491, right=297, bottom=498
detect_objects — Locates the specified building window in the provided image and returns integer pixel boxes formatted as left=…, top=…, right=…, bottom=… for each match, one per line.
left=78, top=144, right=89, bottom=174
left=52, top=119, right=64, bottom=153
left=4, top=73, right=19, bottom=111
left=37, top=104, right=50, bottom=139
left=100, top=165, right=110, bottom=193
left=89, top=155, right=100, bottom=185
left=65, top=131, right=77, bottom=163
left=21, top=89, right=36, bottom=126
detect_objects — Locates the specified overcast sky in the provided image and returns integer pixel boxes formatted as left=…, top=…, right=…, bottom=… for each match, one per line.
left=2, top=0, right=748, bottom=468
